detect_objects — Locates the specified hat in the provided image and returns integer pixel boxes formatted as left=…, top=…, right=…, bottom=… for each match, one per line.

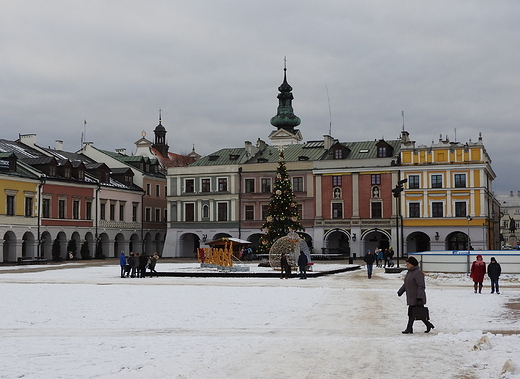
left=476, top=254, right=483, bottom=260
left=491, top=257, right=496, bottom=262
left=406, top=256, right=419, bottom=266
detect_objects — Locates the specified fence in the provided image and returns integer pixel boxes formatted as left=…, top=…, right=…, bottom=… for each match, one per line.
left=410, top=251, right=520, bottom=274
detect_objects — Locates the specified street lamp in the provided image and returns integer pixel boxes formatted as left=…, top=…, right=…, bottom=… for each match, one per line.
left=202, top=234, right=207, bottom=243
left=467, top=215, right=473, bottom=274
left=435, top=232, right=439, bottom=241
left=392, top=178, right=407, bottom=267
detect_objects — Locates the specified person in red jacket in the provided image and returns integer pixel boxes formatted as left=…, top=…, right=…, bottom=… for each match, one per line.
left=470, top=254, right=486, bottom=294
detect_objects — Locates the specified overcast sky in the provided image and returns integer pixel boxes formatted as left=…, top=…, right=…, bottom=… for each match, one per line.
left=1, top=1, right=519, bottom=194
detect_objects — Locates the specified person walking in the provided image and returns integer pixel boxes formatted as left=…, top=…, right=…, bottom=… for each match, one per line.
left=397, top=256, right=435, bottom=334
left=280, top=253, right=291, bottom=279
left=364, top=250, right=376, bottom=279
left=138, top=252, right=148, bottom=278
left=298, top=251, right=308, bottom=280
left=470, top=254, right=486, bottom=293
left=148, top=252, right=160, bottom=277
left=129, top=252, right=137, bottom=278
left=119, top=252, right=127, bottom=278
left=487, top=257, right=502, bottom=294
left=376, top=248, right=383, bottom=268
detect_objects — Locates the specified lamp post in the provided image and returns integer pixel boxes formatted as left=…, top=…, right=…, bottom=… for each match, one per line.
left=467, top=215, right=473, bottom=273
left=392, top=178, right=407, bottom=268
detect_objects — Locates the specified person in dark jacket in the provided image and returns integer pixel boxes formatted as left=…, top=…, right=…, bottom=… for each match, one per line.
left=363, top=250, right=376, bottom=279
left=487, top=257, right=502, bottom=294
left=119, top=252, right=127, bottom=278
left=280, top=253, right=291, bottom=279
left=138, top=253, right=148, bottom=278
left=298, top=251, right=308, bottom=280
left=397, top=256, right=435, bottom=334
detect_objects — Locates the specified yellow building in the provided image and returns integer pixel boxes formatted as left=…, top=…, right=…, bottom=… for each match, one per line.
left=397, top=131, right=500, bottom=254
left=0, top=153, right=40, bottom=261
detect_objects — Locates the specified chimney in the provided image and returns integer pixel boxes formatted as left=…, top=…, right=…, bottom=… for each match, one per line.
left=511, top=191, right=514, bottom=196
left=55, top=140, right=63, bottom=150
left=324, top=135, right=335, bottom=150
left=19, top=134, right=37, bottom=146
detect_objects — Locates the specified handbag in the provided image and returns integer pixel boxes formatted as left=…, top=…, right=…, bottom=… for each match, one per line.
left=412, top=305, right=430, bottom=320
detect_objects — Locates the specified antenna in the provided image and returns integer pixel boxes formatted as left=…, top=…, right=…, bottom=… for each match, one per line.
left=402, top=110, right=405, bottom=131
left=454, top=127, right=457, bottom=142
left=325, top=82, right=332, bottom=135
left=82, top=119, right=87, bottom=148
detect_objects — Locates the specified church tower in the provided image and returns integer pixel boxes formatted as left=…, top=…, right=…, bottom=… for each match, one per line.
left=268, top=61, right=303, bottom=145
left=152, top=110, right=169, bottom=158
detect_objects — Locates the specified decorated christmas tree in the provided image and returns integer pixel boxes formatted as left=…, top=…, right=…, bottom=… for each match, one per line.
left=258, top=150, right=304, bottom=254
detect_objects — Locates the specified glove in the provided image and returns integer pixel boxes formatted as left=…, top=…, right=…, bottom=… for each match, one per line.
left=397, top=292, right=402, bottom=297
left=417, top=298, right=424, bottom=306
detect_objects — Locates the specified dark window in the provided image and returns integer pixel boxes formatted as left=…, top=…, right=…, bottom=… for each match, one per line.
left=261, top=205, right=269, bottom=219
left=455, top=202, right=467, bottom=217
left=185, top=203, right=194, bottom=222
left=43, top=198, right=51, bottom=218
left=332, top=176, right=342, bottom=187
left=100, top=203, right=106, bottom=220
left=408, top=175, right=420, bottom=189
left=297, top=204, right=303, bottom=219
left=202, top=205, right=209, bottom=218
left=245, top=179, right=255, bottom=193
left=25, top=197, right=33, bottom=217
left=73, top=200, right=80, bottom=220
left=132, top=204, right=138, bottom=222
left=454, top=174, right=466, bottom=188
left=119, top=203, right=125, bottom=221
left=333, top=148, right=343, bottom=159
left=86, top=201, right=92, bottom=220
left=409, top=203, right=420, bottom=218
left=431, top=175, right=442, bottom=188
left=245, top=205, right=254, bottom=220
left=146, top=183, right=151, bottom=196
left=377, top=147, right=387, bottom=158
left=218, top=178, right=227, bottom=192
left=261, top=179, right=271, bottom=193
left=58, top=199, right=66, bottom=219
left=201, top=179, right=210, bottom=192
left=371, top=174, right=381, bottom=185
left=156, top=184, right=160, bottom=196
left=110, top=203, right=116, bottom=220
left=432, top=202, right=443, bottom=217
left=185, top=179, right=194, bottom=193
left=145, top=207, right=151, bottom=222
left=332, top=203, right=343, bottom=219
left=292, top=177, right=303, bottom=192
left=217, top=203, right=227, bottom=221
left=155, top=208, right=161, bottom=222
left=6, top=195, right=15, bottom=216
left=371, top=202, right=382, bottom=218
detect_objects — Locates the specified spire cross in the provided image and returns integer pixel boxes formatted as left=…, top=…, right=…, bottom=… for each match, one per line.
left=159, top=108, right=162, bottom=123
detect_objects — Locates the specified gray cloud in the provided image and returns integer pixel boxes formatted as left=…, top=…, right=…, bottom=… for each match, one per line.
left=1, top=0, right=519, bottom=193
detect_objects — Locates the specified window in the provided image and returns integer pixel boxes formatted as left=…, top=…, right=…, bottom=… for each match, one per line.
left=202, top=205, right=209, bottom=219
left=261, top=178, right=271, bottom=193
left=145, top=207, right=151, bottom=222
left=431, top=175, right=442, bottom=188
left=245, top=205, right=254, bottom=220
left=25, top=197, right=33, bottom=217
left=185, top=203, right=195, bottom=221
left=132, top=203, right=138, bottom=222
left=261, top=205, right=269, bottom=219
left=155, top=208, right=161, bottom=222
left=371, top=202, right=382, bottom=218
left=333, top=148, right=344, bottom=159
left=164, top=186, right=168, bottom=197
left=377, top=146, right=387, bottom=158
left=332, top=176, right=342, bottom=187
left=164, top=209, right=167, bottom=222
left=119, top=203, right=125, bottom=221
left=185, top=179, right=194, bottom=193
left=371, top=174, right=381, bottom=185
left=432, top=202, right=443, bottom=217
left=58, top=199, right=66, bottom=219
left=201, top=179, right=210, bottom=193
left=146, top=183, right=151, bottom=196
left=110, top=203, right=116, bottom=220
left=43, top=198, right=51, bottom=218
left=454, top=174, right=466, bottom=188
left=217, top=203, right=227, bottom=221
left=6, top=195, right=15, bottom=216
left=455, top=202, right=467, bottom=217
left=218, top=178, right=228, bottom=192
left=292, top=177, right=303, bottom=192
left=409, top=203, right=420, bottom=218
left=408, top=175, right=420, bottom=189
left=297, top=204, right=303, bottom=219
left=100, top=203, right=106, bottom=220
left=86, top=201, right=92, bottom=220
left=156, top=184, right=160, bottom=197
left=73, top=200, right=80, bottom=220
left=245, top=179, right=255, bottom=193
left=332, top=203, right=343, bottom=219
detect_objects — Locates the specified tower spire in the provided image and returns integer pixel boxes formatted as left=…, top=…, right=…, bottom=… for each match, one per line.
left=270, top=59, right=301, bottom=133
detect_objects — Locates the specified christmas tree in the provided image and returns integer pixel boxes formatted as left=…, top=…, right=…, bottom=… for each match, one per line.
left=258, top=150, right=304, bottom=254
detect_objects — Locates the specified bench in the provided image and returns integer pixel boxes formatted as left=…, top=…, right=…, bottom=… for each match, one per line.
left=17, top=257, right=48, bottom=265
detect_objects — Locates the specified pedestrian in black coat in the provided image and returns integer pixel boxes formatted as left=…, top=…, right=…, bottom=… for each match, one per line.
left=138, top=253, right=148, bottom=278
left=298, top=251, right=308, bottom=279
left=280, top=253, right=291, bottom=279
left=487, top=257, right=502, bottom=294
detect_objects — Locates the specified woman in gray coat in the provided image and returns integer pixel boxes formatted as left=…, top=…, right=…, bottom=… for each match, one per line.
left=397, top=256, right=435, bottom=334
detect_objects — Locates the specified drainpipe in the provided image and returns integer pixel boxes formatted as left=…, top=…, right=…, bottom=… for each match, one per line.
left=37, top=175, right=46, bottom=258
left=141, top=191, right=145, bottom=254
left=95, top=181, right=100, bottom=253
left=238, top=167, right=242, bottom=239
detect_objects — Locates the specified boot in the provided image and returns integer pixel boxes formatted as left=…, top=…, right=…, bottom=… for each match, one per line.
left=402, top=317, right=414, bottom=334
left=424, top=321, right=435, bottom=333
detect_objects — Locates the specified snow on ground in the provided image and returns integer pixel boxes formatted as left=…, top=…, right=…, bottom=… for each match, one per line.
left=1, top=262, right=519, bottom=379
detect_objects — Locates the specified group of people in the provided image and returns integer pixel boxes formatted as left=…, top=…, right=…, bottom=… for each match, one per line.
left=470, top=254, right=502, bottom=294
left=119, top=252, right=160, bottom=278
left=280, top=251, right=309, bottom=279
left=363, top=247, right=395, bottom=278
